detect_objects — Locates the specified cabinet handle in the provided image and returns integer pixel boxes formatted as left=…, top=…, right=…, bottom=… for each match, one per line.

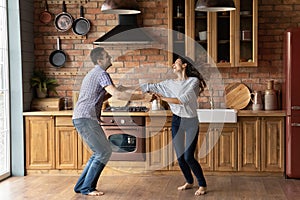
left=291, top=106, right=300, bottom=110
left=291, top=123, right=300, bottom=127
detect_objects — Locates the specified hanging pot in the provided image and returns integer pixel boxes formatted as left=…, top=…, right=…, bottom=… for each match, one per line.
left=39, top=0, right=52, bottom=24
left=72, top=5, right=90, bottom=36
left=54, top=1, right=73, bottom=32
left=49, top=37, right=66, bottom=68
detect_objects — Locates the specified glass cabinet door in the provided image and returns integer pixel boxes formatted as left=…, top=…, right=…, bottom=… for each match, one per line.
left=172, top=0, right=186, bottom=62
left=235, top=0, right=258, bottom=67
left=211, top=11, right=235, bottom=67
left=194, top=8, right=208, bottom=64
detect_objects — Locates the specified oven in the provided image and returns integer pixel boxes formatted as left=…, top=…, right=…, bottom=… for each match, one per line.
left=100, top=114, right=146, bottom=161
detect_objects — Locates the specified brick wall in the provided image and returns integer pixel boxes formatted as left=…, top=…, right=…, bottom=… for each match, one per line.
left=32, top=0, right=300, bottom=109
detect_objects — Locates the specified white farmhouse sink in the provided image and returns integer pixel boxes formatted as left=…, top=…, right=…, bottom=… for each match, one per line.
left=197, top=109, right=237, bottom=123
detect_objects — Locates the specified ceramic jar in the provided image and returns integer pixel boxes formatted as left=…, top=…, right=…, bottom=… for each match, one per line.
left=264, top=80, right=278, bottom=110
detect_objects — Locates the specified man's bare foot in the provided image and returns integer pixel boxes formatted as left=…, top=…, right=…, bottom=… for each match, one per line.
left=177, top=183, right=193, bottom=190
left=87, top=191, right=104, bottom=196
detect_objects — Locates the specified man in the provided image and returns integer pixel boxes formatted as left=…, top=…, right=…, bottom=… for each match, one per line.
left=72, top=47, right=151, bottom=196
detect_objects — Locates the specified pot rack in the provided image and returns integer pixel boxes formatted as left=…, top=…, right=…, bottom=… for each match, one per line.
left=43, top=0, right=89, bottom=4
left=44, top=35, right=86, bottom=40
left=45, top=71, right=88, bottom=76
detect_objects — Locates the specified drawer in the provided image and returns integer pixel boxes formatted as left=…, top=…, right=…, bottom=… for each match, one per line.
left=56, top=117, right=73, bottom=126
left=146, top=116, right=172, bottom=127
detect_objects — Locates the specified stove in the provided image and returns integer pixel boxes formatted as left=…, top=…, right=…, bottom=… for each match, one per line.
left=104, top=106, right=148, bottom=112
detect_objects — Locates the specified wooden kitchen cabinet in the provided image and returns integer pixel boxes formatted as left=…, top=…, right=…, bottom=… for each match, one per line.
left=261, top=117, right=284, bottom=172
left=25, top=116, right=55, bottom=170
left=146, top=116, right=171, bottom=170
left=195, top=124, right=213, bottom=171
left=213, top=124, right=238, bottom=171
left=55, top=117, right=78, bottom=169
left=168, top=0, right=258, bottom=67
left=170, top=123, right=238, bottom=172
left=25, top=115, right=91, bottom=172
left=238, top=117, right=261, bottom=172
left=238, top=116, right=284, bottom=173
left=77, top=136, right=92, bottom=169
left=24, top=112, right=284, bottom=175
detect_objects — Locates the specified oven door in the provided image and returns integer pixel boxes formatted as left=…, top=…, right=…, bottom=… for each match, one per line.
left=103, top=126, right=145, bottom=161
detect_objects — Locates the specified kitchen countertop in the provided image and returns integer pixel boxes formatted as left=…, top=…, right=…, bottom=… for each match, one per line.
left=23, top=109, right=286, bottom=117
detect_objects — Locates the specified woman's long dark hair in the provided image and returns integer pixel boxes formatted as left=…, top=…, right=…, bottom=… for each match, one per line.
left=175, top=55, right=207, bottom=93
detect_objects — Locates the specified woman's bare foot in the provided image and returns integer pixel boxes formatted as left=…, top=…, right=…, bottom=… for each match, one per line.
left=87, top=191, right=104, bottom=196
left=195, top=186, right=207, bottom=195
left=177, top=183, right=193, bottom=190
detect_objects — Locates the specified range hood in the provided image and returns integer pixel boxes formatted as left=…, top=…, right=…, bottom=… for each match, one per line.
left=93, top=14, right=154, bottom=44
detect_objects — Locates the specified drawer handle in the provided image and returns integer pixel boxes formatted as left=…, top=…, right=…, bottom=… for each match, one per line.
left=291, top=106, right=300, bottom=110
left=291, top=123, right=300, bottom=127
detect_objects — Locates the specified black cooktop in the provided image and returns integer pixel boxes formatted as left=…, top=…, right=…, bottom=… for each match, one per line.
left=104, top=106, right=148, bottom=112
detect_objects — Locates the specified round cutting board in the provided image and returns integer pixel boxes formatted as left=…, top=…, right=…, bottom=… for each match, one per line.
left=225, top=83, right=251, bottom=109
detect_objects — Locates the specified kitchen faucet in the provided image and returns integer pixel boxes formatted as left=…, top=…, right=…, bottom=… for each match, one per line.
left=209, top=88, right=214, bottom=109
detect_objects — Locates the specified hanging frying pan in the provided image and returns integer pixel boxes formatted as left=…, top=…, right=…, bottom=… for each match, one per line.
left=49, top=37, right=66, bottom=68
left=39, top=0, right=52, bottom=24
left=54, top=1, right=73, bottom=32
left=72, top=5, right=90, bottom=36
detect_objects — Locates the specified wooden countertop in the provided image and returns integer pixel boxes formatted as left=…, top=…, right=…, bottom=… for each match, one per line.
left=23, top=109, right=286, bottom=117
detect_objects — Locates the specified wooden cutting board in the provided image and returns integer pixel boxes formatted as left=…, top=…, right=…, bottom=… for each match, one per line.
left=108, top=97, right=129, bottom=107
left=225, top=83, right=251, bottom=109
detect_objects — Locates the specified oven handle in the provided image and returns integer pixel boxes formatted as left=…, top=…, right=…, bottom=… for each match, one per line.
left=103, top=127, right=144, bottom=131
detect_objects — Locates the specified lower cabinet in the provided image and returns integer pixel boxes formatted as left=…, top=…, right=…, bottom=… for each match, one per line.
left=25, top=116, right=91, bottom=171
left=238, top=117, right=284, bottom=173
left=158, top=117, right=284, bottom=173
left=146, top=116, right=171, bottom=170
left=25, top=116, right=55, bottom=170
left=194, top=124, right=238, bottom=172
left=25, top=115, right=284, bottom=174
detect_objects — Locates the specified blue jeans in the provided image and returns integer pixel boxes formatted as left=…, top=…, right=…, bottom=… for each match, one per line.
left=72, top=118, right=112, bottom=194
left=172, top=114, right=207, bottom=187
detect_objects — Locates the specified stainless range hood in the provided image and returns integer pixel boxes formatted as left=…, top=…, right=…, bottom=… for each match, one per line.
left=93, top=14, right=154, bottom=45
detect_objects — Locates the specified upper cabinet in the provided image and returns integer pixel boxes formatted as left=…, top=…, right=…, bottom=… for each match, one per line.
left=168, top=0, right=258, bottom=67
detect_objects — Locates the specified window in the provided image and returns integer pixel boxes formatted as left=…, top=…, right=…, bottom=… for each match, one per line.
left=0, top=0, right=10, bottom=180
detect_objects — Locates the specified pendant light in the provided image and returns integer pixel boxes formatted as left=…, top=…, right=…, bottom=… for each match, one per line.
left=195, top=0, right=236, bottom=12
left=101, top=0, right=141, bottom=14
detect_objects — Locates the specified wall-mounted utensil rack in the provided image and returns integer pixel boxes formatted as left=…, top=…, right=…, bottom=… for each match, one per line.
left=45, top=0, right=89, bottom=4
left=44, top=35, right=86, bottom=40
left=45, top=71, right=88, bottom=76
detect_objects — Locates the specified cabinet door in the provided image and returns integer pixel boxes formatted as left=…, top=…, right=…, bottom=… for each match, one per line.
left=168, top=127, right=181, bottom=171
left=77, top=135, right=92, bottom=169
left=235, top=0, right=258, bottom=66
left=261, top=117, right=284, bottom=172
left=55, top=127, right=78, bottom=169
left=210, top=11, right=235, bottom=67
left=214, top=125, right=238, bottom=171
left=195, top=124, right=213, bottom=171
left=169, top=0, right=186, bottom=65
left=25, top=116, right=55, bottom=170
left=238, top=117, right=260, bottom=172
left=146, top=126, right=169, bottom=170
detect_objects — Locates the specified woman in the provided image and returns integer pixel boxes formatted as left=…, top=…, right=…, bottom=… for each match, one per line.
left=140, top=55, right=207, bottom=195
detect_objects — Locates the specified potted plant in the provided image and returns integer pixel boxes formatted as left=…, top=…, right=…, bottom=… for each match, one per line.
left=30, top=70, right=59, bottom=98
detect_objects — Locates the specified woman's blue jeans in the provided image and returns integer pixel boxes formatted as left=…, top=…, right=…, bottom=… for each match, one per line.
left=171, top=114, right=207, bottom=187
left=73, top=118, right=112, bottom=194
